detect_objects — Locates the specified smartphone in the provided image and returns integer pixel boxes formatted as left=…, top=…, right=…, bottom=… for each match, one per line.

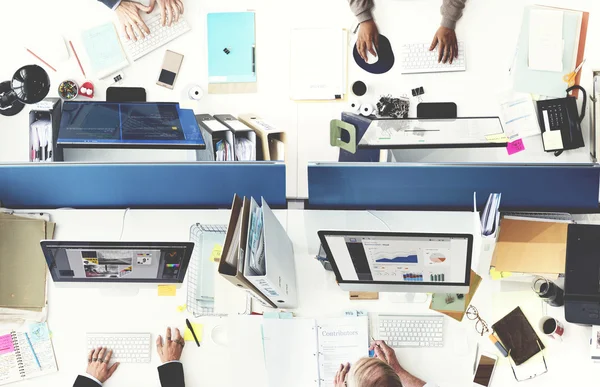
left=157, top=50, right=184, bottom=89
left=473, top=352, right=498, bottom=387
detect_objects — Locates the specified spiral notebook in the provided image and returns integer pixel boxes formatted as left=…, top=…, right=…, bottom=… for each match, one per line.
left=0, top=323, right=58, bottom=385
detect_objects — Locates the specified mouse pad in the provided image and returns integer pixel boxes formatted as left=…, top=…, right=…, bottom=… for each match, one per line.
left=353, top=34, right=395, bottom=74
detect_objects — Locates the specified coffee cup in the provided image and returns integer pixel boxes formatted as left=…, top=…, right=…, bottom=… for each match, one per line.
left=539, top=316, right=564, bottom=340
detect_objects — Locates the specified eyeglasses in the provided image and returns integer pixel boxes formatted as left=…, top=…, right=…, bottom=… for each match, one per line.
left=508, top=341, right=548, bottom=382
left=466, top=305, right=490, bottom=336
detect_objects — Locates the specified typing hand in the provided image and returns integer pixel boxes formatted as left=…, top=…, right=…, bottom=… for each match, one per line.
left=334, top=363, right=350, bottom=387
left=115, top=1, right=154, bottom=41
left=370, top=340, right=402, bottom=374
left=156, top=327, right=185, bottom=363
left=356, top=20, right=379, bottom=62
left=154, top=0, right=185, bottom=27
left=429, top=26, right=459, bottom=64
left=86, top=347, right=120, bottom=383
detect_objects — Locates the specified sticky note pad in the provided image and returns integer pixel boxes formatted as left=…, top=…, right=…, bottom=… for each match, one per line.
left=210, top=244, right=223, bottom=262
left=29, top=323, right=50, bottom=343
left=184, top=323, right=203, bottom=342
left=158, top=285, right=177, bottom=296
left=507, top=138, right=525, bottom=155
left=0, top=334, right=14, bottom=355
left=542, top=130, right=564, bottom=151
left=485, top=133, right=509, bottom=143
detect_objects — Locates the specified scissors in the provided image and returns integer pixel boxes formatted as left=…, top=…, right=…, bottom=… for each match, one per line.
left=563, top=59, right=586, bottom=87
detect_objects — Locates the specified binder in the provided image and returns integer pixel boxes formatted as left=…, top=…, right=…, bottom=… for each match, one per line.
left=513, top=6, right=588, bottom=98
left=214, top=114, right=257, bottom=161
left=195, top=114, right=234, bottom=161
left=242, top=197, right=298, bottom=308
left=218, top=195, right=276, bottom=308
left=238, top=114, right=287, bottom=161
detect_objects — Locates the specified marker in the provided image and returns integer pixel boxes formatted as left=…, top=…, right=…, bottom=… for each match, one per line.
left=185, top=319, right=201, bottom=347
left=489, top=334, right=508, bottom=357
left=24, top=333, right=41, bottom=370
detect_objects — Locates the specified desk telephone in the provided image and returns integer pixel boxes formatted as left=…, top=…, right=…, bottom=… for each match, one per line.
left=537, top=85, right=586, bottom=156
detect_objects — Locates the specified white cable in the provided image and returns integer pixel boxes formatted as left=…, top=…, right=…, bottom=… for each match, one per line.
left=119, top=208, right=130, bottom=240
left=367, top=210, right=392, bottom=231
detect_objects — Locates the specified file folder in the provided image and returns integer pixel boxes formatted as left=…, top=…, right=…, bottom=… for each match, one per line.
left=218, top=195, right=276, bottom=308
left=214, top=114, right=257, bottom=161
left=195, top=114, right=234, bottom=161
left=238, top=114, right=287, bottom=161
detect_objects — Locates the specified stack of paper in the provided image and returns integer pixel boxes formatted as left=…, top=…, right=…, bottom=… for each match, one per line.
left=234, top=138, right=256, bottom=161
left=480, top=193, right=501, bottom=236
left=81, top=23, right=129, bottom=79
left=0, top=212, right=54, bottom=324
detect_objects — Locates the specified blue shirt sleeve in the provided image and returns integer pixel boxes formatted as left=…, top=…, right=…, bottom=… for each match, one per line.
left=97, top=0, right=122, bottom=10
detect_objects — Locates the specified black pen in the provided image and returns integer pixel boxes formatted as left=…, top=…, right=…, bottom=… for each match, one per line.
left=186, top=318, right=201, bottom=347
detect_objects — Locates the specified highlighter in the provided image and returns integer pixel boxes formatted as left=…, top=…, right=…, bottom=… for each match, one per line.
left=489, top=334, right=509, bottom=357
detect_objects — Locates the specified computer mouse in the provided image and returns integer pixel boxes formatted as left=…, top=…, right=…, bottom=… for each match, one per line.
left=366, top=46, right=379, bottom=65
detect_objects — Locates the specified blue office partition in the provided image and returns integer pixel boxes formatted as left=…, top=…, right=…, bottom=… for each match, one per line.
left=308, top=163, right=600, bottom=212
left=0, top=162, right=286, bottom=209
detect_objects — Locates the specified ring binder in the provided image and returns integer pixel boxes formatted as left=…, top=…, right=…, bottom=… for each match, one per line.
left=11, top=332, right=26, bottom=379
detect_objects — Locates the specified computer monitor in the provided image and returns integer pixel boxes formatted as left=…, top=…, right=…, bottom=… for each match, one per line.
left=41, top=241, right=194, bottom=284
left=318, top=231, right=473, bottom=294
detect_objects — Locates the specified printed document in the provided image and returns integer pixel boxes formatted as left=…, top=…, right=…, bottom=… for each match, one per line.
left=528, top=9, right=564, bottom=72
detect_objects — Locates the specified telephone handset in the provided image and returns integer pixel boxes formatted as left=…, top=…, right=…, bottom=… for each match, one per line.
left=537, top=85, right=586, bottom=157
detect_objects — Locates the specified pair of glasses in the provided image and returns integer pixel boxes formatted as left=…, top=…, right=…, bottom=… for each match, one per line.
left=466, top=305, right=490, bottom=336
left=508, top=341, right=548, bottom=382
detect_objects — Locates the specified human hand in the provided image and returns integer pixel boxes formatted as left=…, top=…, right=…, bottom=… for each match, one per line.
left=156, top=327, right=184, bottom=363
left=115, top=1, right=154, bottom=41
left=86, top=347, right=120, bottom=383
left=334, top=362, right=350, bottom=387
left=429, top=26, right=459, bottom=64
left=154, top=0, right=185, bottom=27
left=370, top=340, right=402, bottom=374
left=356, top=19, right=379, bottom=62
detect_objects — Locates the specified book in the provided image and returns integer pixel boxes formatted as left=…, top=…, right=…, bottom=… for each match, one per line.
left=262, top=317, right=369, bottom=386
left=0, top=323, right=58, bottom=385
left=492, top=307, right=544, bottom=366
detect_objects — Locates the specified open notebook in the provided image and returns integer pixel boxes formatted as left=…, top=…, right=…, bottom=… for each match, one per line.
left=262, top=317, right=369, bottom=387
left=0, top=323, right=58, bottom=385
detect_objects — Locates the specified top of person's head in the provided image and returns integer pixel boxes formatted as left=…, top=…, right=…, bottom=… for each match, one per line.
left=347, top=357, right=403, bottom=387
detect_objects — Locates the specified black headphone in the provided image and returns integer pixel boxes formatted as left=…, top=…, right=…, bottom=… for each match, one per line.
left=0, top=81, right=24, bottom=116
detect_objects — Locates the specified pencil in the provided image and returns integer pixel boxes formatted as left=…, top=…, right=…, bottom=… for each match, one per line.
left=69, top=41, right=86, bottom=78
left=25, top=49, right=57, bottom=72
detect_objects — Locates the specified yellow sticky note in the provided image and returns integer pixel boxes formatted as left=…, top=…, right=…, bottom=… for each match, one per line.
left=485, top=133, right=509, bottom=143
left=158, top=285, right=176, bottom=296
left=176, top=304, right=187, bottom=312
left=184, top=323, right=203, bottom=342
left=210, top=244, right=223, bottom=262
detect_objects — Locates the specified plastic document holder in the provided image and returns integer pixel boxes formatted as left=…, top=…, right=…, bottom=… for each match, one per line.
left=238, top=114, right=287, bottom=161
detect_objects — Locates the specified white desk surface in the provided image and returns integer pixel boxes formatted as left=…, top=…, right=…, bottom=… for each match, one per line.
left=5, top=208, right=598, bottom=387
left=2, top=0, right=600, bottom=199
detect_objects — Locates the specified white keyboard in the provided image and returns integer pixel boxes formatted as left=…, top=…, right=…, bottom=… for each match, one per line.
left=375, top=314, right=444, bottom=348
left=400, top=42, right=466, bottom=74
left=86, top=333, right=152, bottom=363
left=123, top=12, right=191, bottom=61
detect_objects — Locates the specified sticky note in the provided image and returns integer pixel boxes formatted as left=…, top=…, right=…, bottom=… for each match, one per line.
left=506, top=138, right=525, bottom=155
left=29, top=323, right=50, bottom=343
left=0, top=334, right=14, bottom=355
left=485, top=133, right=509, bottom=143
left=184, top=323, right=203, bottom=342
left=210, top=244, right=223, bottom=262
left=158, top=285, right=177, bottom=296
left=177, top=304, right=187, bottom=312
left=542, top=130, right=564, bottom=151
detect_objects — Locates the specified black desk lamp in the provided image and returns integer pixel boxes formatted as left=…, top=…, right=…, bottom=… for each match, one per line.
left=0, top=65, right=50, bottom=116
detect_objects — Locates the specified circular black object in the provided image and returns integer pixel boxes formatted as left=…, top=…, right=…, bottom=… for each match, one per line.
left=352, top=81, right=367, bottom=96
left=0, top=81, right=24, bottom=116
left=353, top=34, right=395, bottom=75
left=11, top=65, right=50, bottom=104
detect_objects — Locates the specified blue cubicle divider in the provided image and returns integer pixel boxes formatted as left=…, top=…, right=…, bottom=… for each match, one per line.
left=308, top=163, right=600, bottom=212
left=0, top=163, right=286, bottom=209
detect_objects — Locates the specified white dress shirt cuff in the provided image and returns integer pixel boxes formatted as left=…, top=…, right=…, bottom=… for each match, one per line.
left=111, top=0, right=122, bottom=10
left=82, top=374, right=103, bottom=386
left=162, top=360, right=182, bottom=365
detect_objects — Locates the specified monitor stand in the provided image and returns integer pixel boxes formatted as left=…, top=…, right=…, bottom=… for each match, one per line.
left=389, top=293, right=429, bottom=303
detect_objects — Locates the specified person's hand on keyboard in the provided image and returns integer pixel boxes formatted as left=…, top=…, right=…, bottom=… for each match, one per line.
left=86, top=347, right=120, bottom=383
left=156, top=327, right=185, bottom=363
left=356, top=19, right=379, bottom=62
left=153, top=0, right=185, bottom=27
left=369, top=340, right=402, bottom=374
left=115, top=1, right=154, bottom=41
left=429, top=26, right=459, bottom=64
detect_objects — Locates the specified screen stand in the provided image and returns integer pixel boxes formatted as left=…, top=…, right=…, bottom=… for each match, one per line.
left=99, top=287, right=140, bottom=297
left=389, top=293, right=429, bottom=303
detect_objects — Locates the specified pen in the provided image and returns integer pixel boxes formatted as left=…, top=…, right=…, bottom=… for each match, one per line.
left=185, top=319, right=200, bottom=347
left=24, top=333, right=41, bottom=370
left=25, top=49, right=57, bottom=72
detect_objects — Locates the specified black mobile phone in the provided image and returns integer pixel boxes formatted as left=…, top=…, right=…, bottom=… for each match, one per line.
left=106, top=87, right=147, bottom=103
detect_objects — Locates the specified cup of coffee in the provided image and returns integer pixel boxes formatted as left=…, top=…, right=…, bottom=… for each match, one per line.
left=539, top=316, right=564, bottom=340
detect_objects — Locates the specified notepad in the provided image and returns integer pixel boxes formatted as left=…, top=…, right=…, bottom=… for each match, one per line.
left=492, top=307, right=544, bottom=366
left=183, top=323, right=203, bottom=342
left=81, top=23, right=129, bottom=79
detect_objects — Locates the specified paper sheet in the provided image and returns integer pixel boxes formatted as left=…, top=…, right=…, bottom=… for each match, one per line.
left=528, top=9, right=564, bottom=72
left=498, top=91, right=541, bottom=138
left=81, top=23, right=129, bottom=79
left=290, top=29, right=347, bottom=100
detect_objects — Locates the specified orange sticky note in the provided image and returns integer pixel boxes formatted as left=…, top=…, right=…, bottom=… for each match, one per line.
left=158, top=285, right=176, bottom=296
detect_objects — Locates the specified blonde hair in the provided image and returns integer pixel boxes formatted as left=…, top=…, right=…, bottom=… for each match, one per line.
left=346, top=357, right=403, bottom=387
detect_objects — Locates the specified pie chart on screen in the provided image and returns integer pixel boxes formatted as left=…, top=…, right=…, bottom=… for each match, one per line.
left=429, top=253, right=447, bottom=264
